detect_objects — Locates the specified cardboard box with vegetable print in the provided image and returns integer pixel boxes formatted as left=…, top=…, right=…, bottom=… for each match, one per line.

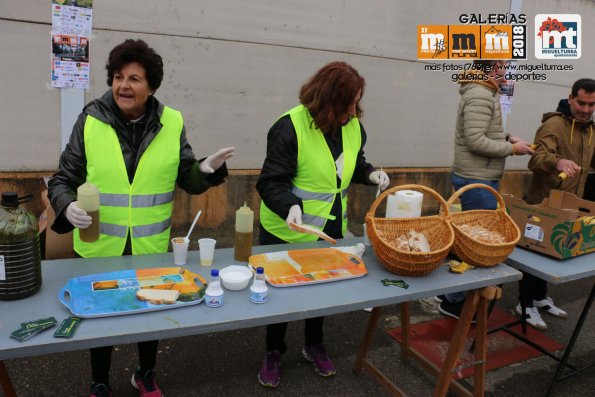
left=503, top=190, right=595, bottom=260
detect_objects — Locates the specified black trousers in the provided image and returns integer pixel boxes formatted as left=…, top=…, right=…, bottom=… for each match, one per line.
left=518, top=272, right=547, bottom=307
left=75, top=252, right=159, bottom=385
left=90, top=340, right=159, bottom=385
left=265, top=317, right=324, bottom=354
left=259, top=226, right=332, bottom=354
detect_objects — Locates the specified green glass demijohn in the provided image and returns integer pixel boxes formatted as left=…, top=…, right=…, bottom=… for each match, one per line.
left=0, top=191, right=42, bottom=300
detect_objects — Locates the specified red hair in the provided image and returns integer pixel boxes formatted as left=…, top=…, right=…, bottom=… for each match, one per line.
left=299, top=61, right=365, bottom=133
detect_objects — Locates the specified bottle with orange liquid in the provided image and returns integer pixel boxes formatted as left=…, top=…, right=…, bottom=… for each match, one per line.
left=234, top=202, right=253, bottom=261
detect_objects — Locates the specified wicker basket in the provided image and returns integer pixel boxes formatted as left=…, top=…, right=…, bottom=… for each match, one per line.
left=365, top=184, right=455, bottom=276
left=446, top=183, right=520, bottom=267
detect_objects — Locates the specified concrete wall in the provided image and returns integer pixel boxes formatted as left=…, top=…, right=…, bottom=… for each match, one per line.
left=1, top=0, right=593, bottom=172
left=1, top=1, right=593, bottom=246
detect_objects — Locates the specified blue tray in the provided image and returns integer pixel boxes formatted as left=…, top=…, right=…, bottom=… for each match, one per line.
left=58, top=267, right=207, bottom=318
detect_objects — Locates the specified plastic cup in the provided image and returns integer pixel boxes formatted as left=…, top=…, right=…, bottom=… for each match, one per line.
left=171, top=237, right=189, bottom=265
left=198, top=238, right=217, bottom=266
left=363, top=223, right=371, bottom=246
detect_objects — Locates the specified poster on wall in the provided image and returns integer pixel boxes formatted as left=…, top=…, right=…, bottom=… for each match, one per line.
left=51, top=0, right=93, bottom=36
left=51, top=34, right=90, bottom=88
left=50, top=0, right=93, bottom=89
left=499, top=61, right=516, bottom=130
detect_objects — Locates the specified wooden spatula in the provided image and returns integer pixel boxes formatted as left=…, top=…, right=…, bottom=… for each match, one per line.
left=289, top=222, right=337, bottom=245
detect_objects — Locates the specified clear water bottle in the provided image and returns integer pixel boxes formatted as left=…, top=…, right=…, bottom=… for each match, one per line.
left=250, top=267, right=268, bottom=304
left=204, top=269, right=224, bottom=308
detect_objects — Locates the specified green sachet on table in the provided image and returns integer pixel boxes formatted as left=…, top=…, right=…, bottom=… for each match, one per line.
left=10, top=317, right=57, bottom=342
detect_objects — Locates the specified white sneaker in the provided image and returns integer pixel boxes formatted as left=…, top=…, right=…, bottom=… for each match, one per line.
left=534, top=297, right=568, bottom=318
left=515, top=304, right=547, bottom=330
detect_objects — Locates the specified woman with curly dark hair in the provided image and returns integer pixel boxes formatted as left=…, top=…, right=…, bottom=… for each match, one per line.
left=255, top=61, right=389, bottom=388
left=48, top=39, right=234, bottom=397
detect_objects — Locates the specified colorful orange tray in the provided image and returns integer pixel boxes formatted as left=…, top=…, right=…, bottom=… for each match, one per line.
left=248, top=248, right=367, bottom=287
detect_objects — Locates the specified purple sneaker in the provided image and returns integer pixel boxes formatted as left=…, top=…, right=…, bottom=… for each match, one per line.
left=131, top=368, right=163, bottom=397
left=258, top=350, right=281, bottom=387
left=302, top=344, right=336, bottom=377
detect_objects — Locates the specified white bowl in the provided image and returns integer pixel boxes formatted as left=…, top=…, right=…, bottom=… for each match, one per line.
left=219, top=265, right=253, bottom=290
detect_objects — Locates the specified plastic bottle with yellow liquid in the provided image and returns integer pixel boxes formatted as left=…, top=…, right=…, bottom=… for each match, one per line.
left=234, top=201, right=253, bottom=261
left=77, top=182, right=100, bottom=242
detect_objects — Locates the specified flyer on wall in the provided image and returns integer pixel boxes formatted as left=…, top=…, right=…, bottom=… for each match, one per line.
left=50, top=0, right=93, bottom=89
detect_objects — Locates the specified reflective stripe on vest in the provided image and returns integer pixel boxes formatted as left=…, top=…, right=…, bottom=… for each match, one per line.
left=100, top=192, right=174, bottom=208
left=99, top=218, right=172, bottom=238
left=291, top=186, right=348, bottom=203
left=74, top=107, right=183, bottom=258
left=260, top=104, right=360, bottom=242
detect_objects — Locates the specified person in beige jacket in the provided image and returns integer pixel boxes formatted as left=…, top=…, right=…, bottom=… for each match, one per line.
left=451, top=61, right=534, bottom=182
left=438, top=60, right=534, bottom=319
left=517, top=78, right=595, bottom=330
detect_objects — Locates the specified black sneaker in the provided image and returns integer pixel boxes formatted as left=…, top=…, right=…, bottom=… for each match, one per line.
left=90, top=382, right=112, bottom=397
left=438, top=299, right=476, bottom=324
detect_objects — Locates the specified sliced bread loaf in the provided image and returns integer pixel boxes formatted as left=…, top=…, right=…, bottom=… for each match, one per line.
left=136, top=289, right=180, bottom=304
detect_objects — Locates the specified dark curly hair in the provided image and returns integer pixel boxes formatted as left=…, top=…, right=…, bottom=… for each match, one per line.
left=299, top=61, right=365, bottom=134
left=105, top=39, right=164, bottom=91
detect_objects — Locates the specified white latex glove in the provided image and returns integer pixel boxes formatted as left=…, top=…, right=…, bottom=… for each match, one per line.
left=286, top=205, right=303, bottom=226
left=199, top=147, right=235, bottom=174
left=66, top=201, right=92, bottom=229
left=369, top=170, right=390, bottom=190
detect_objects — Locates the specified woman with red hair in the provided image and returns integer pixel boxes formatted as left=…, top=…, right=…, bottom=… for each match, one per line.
left=256, top=61, right=389, bottom=387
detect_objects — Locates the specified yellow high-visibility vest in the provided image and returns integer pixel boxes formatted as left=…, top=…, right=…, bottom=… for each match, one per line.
left=260, top=104, right=361, bottom=242
left=74, top=107, right=182, bottom=257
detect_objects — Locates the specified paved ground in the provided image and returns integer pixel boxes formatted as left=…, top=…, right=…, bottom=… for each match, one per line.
left=2, top=230, right=594, bottom=397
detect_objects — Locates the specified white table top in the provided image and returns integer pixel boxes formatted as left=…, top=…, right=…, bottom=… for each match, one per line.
left=0, top=238, right=521, bottom=361
left=506, top=247, right=595, bottom=284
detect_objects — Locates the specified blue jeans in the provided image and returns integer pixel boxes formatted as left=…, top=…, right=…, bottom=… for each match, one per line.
left=451, top=173, right=499, bottom=211
left=446, top=174, right=500, bottom=303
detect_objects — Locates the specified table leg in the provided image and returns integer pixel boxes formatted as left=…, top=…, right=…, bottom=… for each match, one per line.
left=546, top=282, right=595, bottom=397
left=353, top=306, right=383, bottom=375
left=0, top=360, right=17, bottom=397
left=355, top=287, right=500, bottom=397
left=353, top=306, right=408, bottom=396
left=473, top=295, right=488, bottom=397
left=401, top=302, right=410, bottom=360
left=432, top=286, right=501, bottom=397
left=433, top=290, right=481, bottom=397
left=469, top=284, right=500, bottom=354
left=517, top=276, right=529, bottom=334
